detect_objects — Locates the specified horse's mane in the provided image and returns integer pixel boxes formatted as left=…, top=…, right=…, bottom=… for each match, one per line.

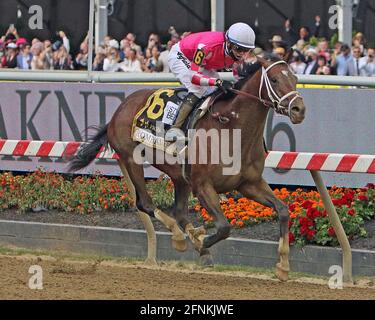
left=234, top=53, right=282, bottom=91
left=234, top=62, right=262, bottom=91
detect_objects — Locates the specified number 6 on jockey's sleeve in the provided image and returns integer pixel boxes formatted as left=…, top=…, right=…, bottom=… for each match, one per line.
left=193, top=48, right=205, bottom=66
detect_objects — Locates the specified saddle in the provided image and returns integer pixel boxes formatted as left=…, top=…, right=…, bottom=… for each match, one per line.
left=131, top=88, right=216, bottom=156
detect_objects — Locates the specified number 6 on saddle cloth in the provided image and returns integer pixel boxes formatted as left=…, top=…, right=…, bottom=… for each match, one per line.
left=131, top=88, right=215, bottom=155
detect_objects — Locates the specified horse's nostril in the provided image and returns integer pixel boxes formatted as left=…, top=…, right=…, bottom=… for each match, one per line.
left=291, top=106, right=300, bottom=113
left=291, top=105, right=305, bottom=116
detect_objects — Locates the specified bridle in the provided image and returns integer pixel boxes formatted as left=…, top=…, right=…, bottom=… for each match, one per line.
left=230, top=60, right=302, bottom=116
left=259, top=60, right=302, bottom=116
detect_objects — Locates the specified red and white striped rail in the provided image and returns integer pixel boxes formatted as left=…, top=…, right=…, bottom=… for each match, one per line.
left=0, top=139, right=374, bottom=174
left=0, top=139, right=118, bottom=160
left=265, top=151, right=375, bottom=174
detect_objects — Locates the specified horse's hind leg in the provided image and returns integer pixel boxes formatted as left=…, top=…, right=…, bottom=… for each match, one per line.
left=119, top=156, right=187, bottom=252
left=172, top=178, right=207, bottom=257
left=171, top=179, right=191, bottom=229
left=238, top=179, right=290, bottom=281
left=118, top=159, right=157, bottom=265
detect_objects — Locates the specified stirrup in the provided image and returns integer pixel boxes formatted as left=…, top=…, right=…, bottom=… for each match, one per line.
left=165, top=127, right=187, bottom=142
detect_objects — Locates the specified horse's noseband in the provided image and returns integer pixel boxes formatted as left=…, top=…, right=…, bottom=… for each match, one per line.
left=259, top=60, right=302, bottom=116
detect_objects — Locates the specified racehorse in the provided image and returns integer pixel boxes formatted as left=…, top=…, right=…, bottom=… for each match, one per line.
left=69, top=55, right=306, bottom=281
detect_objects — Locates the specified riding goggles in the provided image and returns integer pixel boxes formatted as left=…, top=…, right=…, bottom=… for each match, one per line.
left=231, top=43, right=252, bottom=53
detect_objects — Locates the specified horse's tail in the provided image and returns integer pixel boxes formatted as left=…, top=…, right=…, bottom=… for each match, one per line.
left=68, top=125, right=108, bottom=172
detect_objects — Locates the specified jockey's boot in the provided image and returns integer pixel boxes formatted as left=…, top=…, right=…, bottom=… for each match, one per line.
left=165, top=93, right=200, bottom=142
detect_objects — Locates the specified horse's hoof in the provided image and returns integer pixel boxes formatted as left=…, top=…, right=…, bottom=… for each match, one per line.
left=172, top=238, right=188, bottom=252
left=144, top=257, right=158, bottom=266
left=199, top=253, right=214, bottom=267
left=194, top=226, right=206, bottom=236
left=275, top=263, right=289, bottom=282
left=185, top=225, right=205, bottom=251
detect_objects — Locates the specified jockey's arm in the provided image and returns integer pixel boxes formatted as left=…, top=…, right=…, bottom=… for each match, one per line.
left=191, top=63, right=218, bottom=86
left=190, top=47, right=218, bottom=86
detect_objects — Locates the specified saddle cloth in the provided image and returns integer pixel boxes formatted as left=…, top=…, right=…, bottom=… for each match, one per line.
left=131, top=88, right=212, bottom=155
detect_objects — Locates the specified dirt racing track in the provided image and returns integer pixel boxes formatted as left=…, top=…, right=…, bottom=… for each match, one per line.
left=0, top=252, right=374, bottom=300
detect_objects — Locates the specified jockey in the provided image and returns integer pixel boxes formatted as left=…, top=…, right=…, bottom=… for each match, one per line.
left=165, top=22, right=256, bottom=141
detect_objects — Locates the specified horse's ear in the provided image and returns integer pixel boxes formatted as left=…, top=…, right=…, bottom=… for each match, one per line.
left=283, top=48, right=294, bottom=63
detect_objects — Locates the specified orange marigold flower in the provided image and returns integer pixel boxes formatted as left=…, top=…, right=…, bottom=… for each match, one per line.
left=236, top=221, right=244, bottom=227
left=227, top=213, right=235, bottom=220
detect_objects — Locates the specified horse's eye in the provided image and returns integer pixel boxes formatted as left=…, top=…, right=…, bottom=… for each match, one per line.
left=271, top=78, right=277, bottom=83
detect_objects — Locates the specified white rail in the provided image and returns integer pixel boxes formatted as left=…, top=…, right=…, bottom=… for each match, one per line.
left=1, top=69, right=375, bottom=86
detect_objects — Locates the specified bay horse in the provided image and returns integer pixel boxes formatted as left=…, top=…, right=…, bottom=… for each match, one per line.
left=69, top=55, right=306, bottom=281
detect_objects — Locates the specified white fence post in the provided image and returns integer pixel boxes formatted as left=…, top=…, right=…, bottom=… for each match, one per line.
left=310, top=170, right=353, bottom=284
left=87, top=0, right=95, bottom=81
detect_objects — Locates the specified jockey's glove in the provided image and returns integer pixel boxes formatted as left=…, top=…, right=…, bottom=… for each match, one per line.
left=215, top=79, right=233, bottom=94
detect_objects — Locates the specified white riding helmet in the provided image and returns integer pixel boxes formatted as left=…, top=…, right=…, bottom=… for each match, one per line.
left=226, top=22, right=256, bottom=49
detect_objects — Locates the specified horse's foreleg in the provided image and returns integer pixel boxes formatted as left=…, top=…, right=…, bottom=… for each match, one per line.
left=120, top=156, right=187, bottom=252
left=196, top=183, right=231, bottom=266
left=173, top=179, right=207, bottom=255
left=238, top=179, right=290, bottom=281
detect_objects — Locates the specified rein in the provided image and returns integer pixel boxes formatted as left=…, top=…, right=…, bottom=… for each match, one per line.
left=230, top=60, right=302, bottom=116
left=229, top=88, right=274, bottom=108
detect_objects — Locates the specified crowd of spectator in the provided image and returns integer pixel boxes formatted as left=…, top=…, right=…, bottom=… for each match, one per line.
left=0, top=26, right=74, bottom=71
left=267, top=16, right=375, bottom=76
left=1, top=18, right=375, bottom=77
left=0, top=25, right=183, bottom=73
